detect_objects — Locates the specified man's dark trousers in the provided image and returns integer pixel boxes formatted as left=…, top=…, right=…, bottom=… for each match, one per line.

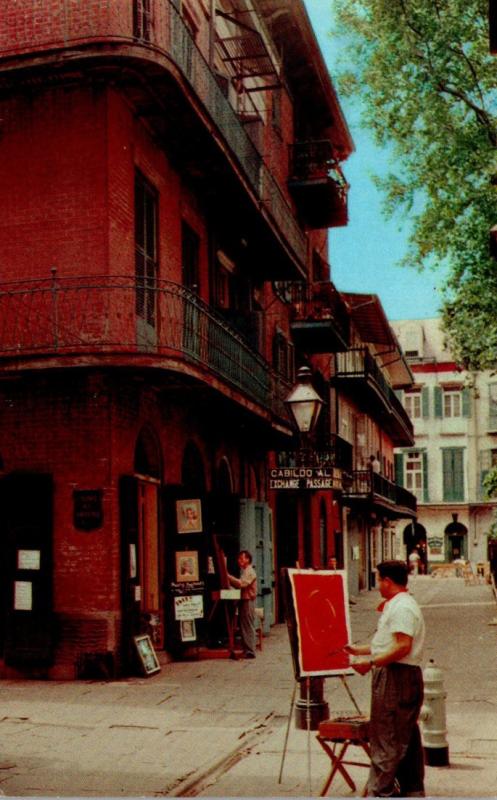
left=368, top=663, right=425, bottom=797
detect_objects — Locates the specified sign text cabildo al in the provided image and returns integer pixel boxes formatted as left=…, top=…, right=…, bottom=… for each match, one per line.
left=269, top=466, right=342, bottom=491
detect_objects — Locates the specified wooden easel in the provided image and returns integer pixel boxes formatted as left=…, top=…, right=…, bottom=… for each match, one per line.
left=278, top=675, right=370, bottom=796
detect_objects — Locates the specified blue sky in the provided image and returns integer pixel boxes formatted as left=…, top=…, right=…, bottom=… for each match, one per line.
left=303, top=0, right=447, bottom=321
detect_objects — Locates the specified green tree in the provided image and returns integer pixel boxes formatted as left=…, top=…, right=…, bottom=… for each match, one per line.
left=333, top=0, right=497, bottom=368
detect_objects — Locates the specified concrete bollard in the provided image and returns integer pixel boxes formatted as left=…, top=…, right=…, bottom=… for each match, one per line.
left=420, top=659, right=450, bottom=766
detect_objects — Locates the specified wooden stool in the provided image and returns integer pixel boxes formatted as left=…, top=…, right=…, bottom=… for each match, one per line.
left=316, top=716, right=371, bottom=796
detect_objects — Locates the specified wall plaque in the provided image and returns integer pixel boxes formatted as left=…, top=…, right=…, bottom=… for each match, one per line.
left=73, top=490, right=103, bottom=531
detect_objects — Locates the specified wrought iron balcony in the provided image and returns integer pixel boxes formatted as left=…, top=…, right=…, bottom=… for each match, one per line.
left=0, top=0, right=307, bottom=276
left=274, top=434, right=353, bottom=472
left=334, top=348, right=414, bottom=446
left=342, top=470, right=417, bottom=518
left=0, top=274, right=291, bottom=422
left=288, top=140, right=348, bottom=229
left=287, top=281, right=350, bottom=352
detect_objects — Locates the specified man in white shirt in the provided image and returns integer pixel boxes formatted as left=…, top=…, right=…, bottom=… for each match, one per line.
left=345, top=560, right=425, bottom=797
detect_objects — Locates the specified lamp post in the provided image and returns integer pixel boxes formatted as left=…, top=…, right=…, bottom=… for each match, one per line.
left=285, top=365, right=329, bottom=729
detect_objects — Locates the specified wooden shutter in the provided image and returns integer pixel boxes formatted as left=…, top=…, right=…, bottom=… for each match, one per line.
left=394, top=453, right=404, bottom=487
left=462, top=387, right=471, bottom=417
left=442, top=448, right=464, bottom=502
left=434, top=386, right=443, bottom=418
left=422, top=387, right=430, bottom=418
left=422, top=451, right=429, bottom=502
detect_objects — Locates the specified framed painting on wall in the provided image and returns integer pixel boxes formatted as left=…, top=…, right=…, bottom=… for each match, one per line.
left=175, top=551, right=199, bottom=582
left=176, top=499, right=202, bottom=533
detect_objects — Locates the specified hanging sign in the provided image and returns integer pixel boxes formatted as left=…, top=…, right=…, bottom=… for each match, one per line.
left=269, top=467, right=342, bottom=491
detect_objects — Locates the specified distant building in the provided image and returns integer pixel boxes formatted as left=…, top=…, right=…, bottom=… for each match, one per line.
left=391, top=318, right=497, bottom=567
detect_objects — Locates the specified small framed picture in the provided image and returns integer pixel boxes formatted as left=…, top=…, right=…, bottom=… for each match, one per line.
left=176, top=499, right=202, bottom=534
left=180, top=619, right=197, bottom=642
left=133, top=634, right=161, bottom=676
left=176, top=550, right=199, bottom=582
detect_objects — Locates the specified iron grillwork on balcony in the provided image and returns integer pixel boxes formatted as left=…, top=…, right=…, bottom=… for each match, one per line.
left=0, top=0, right=306, bottom=277
left=342, top=470, right=417, bottom=518
left=275, top=434, right=353, bottom=472
left=287, top=281, right=350, bottom=353
left=334, top=348, right=414, bottom=447
left=0, top=275, right=291, bottom=421
left=288, top=140, right=348, bottom=229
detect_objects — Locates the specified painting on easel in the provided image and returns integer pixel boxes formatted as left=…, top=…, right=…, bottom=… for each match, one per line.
left=284, top=568, right=354, bottom=678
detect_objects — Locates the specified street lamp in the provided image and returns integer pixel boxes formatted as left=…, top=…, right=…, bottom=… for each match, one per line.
left=285, top=366, right=323, bottom=435
left=285, top=365, right=329, bottom=729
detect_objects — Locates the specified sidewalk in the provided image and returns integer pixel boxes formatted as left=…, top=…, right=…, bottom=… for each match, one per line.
left=1, top=576, right=497, bottom=797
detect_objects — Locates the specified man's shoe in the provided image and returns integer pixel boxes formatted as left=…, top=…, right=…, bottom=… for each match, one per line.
left=244, top=652, right=256, bottom=659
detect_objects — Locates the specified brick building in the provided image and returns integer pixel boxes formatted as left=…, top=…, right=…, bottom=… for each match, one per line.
left=0, top=0, right=358, bottom=679
left=0, top=0, right=416, bottom=680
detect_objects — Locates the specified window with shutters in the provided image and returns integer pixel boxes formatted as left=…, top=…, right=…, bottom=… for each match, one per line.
left=479, top=448, right=497, bottom=499
left=405, top=451, right=423, bottom=500
left=182, top=221, right=200, bottom=292
left=133, top=0, right=153, bottom=41
left=434, top=386, right=470, bottom=418
left=272, top=330, right=294, bottom=383
left=443, top=390, right=462, bottom=418
left=442, top=448, right=464, bottom=502
left=135, top=172, right=158, bottom=327
left=488, top=384, right=497, bottom=430
left=405, top=392, right=422, bottom=419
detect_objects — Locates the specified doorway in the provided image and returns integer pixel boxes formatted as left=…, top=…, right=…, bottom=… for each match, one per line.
left=0, top=473, right=54, bottom=667
left=120, top=427, right=162, bottom=672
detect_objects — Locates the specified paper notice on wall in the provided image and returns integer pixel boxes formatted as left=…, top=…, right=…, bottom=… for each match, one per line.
left=17, top=550, right=41, bottom=570
left=174, top=594, right=204, bottom=620
left=14, top=581, right=33, bottom=611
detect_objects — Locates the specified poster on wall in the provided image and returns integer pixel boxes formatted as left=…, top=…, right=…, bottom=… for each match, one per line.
left=285, top=568, right=354, bottom=679
left=174, top=594, right=204, bottom=620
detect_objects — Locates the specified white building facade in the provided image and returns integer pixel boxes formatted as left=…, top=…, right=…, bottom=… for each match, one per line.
left=391, top=318, right=497, bottom=567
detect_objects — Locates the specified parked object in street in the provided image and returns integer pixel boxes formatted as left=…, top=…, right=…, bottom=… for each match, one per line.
left=420, top=659, right=449, bottom=766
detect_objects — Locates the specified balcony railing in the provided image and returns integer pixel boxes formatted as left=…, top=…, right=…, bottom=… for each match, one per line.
left=0, top=275, right=291, bottom=420
left=335, top=347, right=414, bottom=444
left=275, top=434, right=353, bottom=472
left=0, top=0, right=307, bottom=271
left=288, top=140, right=348, bottom=228
left=343, top=470, right=417, bottom=515
left=289, top=140, right=347, bottom=186
left=288, top=281, right=350, bottom=346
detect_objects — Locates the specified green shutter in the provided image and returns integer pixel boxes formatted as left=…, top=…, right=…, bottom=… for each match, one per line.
left=422, top=451, right=429, bottom=502
left=462, top=387, right=471, bottom=417
left=422, top=387, right=430, bottom=418
left=434, top=386, right=443, bottom=418
left=394, top=453, right=404, bottom=487
left=442, top=448, right=464, bottom=501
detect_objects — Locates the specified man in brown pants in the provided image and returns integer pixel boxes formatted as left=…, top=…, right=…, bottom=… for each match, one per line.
left=345, top=560, right=425, bottom=796
left=228, top=550, right=257, bottom=659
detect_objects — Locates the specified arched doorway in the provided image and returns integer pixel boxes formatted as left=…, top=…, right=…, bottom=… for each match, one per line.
left=445, top=515, right=467, bottom=561
left=403, top=521, right=428, bottom=574
left=120, top=426, right=163, bottom=671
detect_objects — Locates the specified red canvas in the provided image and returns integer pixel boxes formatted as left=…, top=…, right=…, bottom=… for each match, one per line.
left=288, top=569, right=353, bottom=677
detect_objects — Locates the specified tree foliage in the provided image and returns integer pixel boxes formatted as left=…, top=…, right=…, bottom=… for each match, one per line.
left=332, top=0, right=497, bottom=368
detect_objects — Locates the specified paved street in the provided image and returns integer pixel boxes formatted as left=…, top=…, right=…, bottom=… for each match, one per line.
left=1, top=575, right=497, bottom=797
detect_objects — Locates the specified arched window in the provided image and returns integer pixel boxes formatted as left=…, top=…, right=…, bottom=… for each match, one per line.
left=181, top=442, right=206, bottom=495
left=134, top=426, right=161, bottom=479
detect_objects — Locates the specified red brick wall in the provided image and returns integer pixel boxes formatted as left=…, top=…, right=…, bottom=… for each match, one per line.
left=0, top=86, right=108, bottom=281
left=0, top=0, right=131, bottom=56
